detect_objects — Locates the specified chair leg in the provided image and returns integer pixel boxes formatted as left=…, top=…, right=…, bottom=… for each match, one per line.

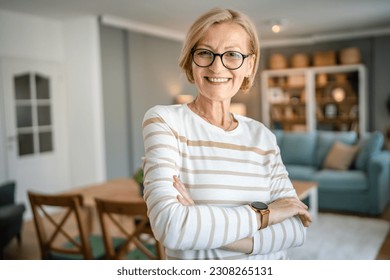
left=16, top=233, right=22, bottom=246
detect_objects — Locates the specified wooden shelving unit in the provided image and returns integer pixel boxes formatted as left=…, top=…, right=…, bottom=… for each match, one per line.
left=261, top=64, right=367, bottom=135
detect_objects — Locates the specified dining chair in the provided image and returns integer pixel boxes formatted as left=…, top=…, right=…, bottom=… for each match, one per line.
left=95, top=198, right=165, bottom=260
left=28, top=191, right=122, bottom=260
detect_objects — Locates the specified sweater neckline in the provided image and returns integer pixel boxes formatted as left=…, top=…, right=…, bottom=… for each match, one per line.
left=184, top=104, right=242, bottom=135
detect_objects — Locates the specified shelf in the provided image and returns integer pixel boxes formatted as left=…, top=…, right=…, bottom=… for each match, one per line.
left=261, top=64, right=367, bottom=134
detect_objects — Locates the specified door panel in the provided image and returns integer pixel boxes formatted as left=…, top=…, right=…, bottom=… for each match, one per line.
left=1, top=58, right=69, bottom=213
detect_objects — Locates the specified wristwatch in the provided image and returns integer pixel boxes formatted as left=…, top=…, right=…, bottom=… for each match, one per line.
left=249, top=201, right=270, bottom=230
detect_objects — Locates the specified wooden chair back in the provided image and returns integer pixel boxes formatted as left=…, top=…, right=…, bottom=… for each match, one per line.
left=95, top=198, right=165, bottom=260
left=28, top=191, right=94, bottom=259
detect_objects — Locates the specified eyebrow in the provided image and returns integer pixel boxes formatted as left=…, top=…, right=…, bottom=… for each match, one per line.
left=197, top=44, right=243, bottom=52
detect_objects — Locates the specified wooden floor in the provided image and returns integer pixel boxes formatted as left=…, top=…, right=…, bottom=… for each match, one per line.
left=3, top=205, right=390, bottom=260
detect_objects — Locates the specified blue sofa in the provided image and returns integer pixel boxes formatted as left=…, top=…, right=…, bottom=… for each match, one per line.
left=273, top=130, right=390, bottom=215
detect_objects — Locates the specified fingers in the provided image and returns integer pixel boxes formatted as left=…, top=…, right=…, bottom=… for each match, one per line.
left=269, top=196, right=313, bottom=227
left=173, top=175, right=195, bottom=205
left=299, top=213, right=312, bottom=227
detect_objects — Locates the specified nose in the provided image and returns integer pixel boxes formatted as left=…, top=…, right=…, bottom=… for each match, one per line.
left=209, top=54, right=225, bottom=72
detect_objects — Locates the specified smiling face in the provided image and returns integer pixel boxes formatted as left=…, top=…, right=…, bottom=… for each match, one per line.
left=192, top=22, right=255, bottom=102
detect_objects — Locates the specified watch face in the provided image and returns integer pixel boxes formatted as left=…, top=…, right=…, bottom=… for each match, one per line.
left=251, top=201, right=268, bottom=210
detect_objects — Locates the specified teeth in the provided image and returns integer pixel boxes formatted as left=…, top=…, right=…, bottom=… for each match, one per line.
left=207, top=77, right=229, bottom=83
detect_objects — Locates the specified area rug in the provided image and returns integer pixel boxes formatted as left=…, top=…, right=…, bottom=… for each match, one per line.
left=288, top=213, right=390, bottom=260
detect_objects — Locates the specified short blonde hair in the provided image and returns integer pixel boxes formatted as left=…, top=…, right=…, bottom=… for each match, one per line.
left=179, top=8, right=260, bottom=92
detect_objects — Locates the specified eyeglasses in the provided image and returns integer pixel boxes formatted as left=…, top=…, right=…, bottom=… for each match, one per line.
left=192, top=49, right=251, bottom=70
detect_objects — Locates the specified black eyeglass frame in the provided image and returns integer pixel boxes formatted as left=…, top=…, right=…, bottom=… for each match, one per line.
left=191, top=48, right=252, bottom=70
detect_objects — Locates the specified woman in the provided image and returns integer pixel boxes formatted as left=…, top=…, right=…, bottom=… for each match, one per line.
left=142, top=7, right=311, bottom=260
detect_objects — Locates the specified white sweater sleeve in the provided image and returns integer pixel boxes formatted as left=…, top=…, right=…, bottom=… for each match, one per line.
left=252, top=143, right=307, bottom=255
left=142, top=107, right=258, bottom=251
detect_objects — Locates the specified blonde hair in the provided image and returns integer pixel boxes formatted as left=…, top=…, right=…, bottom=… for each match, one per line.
left=179, top=8, right=260, bottom=92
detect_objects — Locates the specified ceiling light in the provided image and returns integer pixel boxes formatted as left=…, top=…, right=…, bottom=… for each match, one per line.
left=267, top=18, right=287, bottom=34
left=272, top=24, right=281, bottom=33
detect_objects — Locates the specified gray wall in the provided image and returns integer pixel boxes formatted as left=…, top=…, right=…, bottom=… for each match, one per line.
left=373, top=35, right=390, bottom=134
left=100, top=25, right=196, bottom=177
left=100, top=25, right=132, bottom=179
left=127, top=31, right=196, bottom=172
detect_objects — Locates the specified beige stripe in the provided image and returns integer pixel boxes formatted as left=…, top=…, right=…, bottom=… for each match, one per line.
left=270, top=174, right=289, bottom=180
left=174, top=207, right=190, bottom=249
left=231, top=208, right=240, bottom=241
left=169, top=127, right=276, bottom=157
left=144, top=162, right=177, bottom=178
left=268, top=226, right=276, bottom=254
left=145, top=177, right=173, bottom=185
left=143, top=116, right=165, bottom=128
left=151, top=200, right=176, bottom=244
left=221, top=208, right=229, bottom=245
left=142, top=179, right=172, bottom=201
left=180, top=167, right=269, bottom=178
left=185, top=184, right=268, bottom=192
left=181, top=153, right=271, bottom=167
left=147, top=195, right=175, bottom=217
left=206, top=205, right=216, bottom=248
left=245, top=206, right=254, bottom=234
left=145, top=143, right=179, bottom=154
left=290, top=218, right=297, bottom=247
left=144, top=130, right=173, bottom=141
left=191, top=207, right=202, bottom=248
left=259, top=230, right=264, bottom=253
left=297, top=216, right=305, bottom=245
left=270, top=187, right=291, bottom=197
left=184, top=140, right=277, bottom=156
left=279, top=221, right=287, bottom=251
left=194, top=200, right=251, bottom=205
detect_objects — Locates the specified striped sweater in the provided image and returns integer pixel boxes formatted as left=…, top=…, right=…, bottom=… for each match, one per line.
left=142, top=104, right=306, bottom=260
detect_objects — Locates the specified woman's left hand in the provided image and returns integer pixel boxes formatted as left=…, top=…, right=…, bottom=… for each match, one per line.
left=173, top=175, right=195, bottom=205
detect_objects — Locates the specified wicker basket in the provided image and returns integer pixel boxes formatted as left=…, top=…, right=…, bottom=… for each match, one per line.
left=269, top=53, right=288, bottom=69
left=313, top=51, right=336, bottom=66
left=339, top=47, right=361, bottom=65
left=291, top=53, right=309, bottom=68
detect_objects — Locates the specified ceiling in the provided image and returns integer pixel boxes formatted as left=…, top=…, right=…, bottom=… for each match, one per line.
left=1, top=0, right=390, bottom=46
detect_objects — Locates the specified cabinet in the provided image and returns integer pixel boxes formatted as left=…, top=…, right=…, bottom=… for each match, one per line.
left=261, top=64, right=367, bottom=135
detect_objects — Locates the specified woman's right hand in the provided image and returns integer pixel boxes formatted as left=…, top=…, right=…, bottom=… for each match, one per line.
left=268, top=197, right=312, bottom=227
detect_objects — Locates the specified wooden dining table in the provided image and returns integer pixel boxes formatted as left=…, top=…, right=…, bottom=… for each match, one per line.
left=62, top=178, right=144, bottom=233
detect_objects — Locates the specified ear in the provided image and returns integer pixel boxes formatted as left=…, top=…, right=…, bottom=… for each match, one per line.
left=246, top=54, right=256, bottom=76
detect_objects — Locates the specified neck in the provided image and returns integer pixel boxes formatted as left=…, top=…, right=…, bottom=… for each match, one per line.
left=191, top=96, right=235, bottom=131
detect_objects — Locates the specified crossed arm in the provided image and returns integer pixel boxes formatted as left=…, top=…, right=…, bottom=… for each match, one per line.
left=173, top=175, right=312, bottom=254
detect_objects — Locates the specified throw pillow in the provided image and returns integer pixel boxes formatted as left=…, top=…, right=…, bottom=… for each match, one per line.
left=323, top=141, right=359, bottom=170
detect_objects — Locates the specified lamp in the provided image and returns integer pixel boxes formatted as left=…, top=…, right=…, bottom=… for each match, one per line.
left=175, top=94, right=194, bottom=104
left=230, top=103, right=247, bottom=116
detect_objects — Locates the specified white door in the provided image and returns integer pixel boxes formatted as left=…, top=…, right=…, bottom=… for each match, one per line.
left=1, top=58, right=69, bottom=211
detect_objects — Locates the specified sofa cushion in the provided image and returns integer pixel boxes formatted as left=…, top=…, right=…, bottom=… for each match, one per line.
left=355, top=131, right=384, bottom=172
left=285, top=164, right=317, bottom=181
left=314, top=169, right=368, bottom=192
left=323, top=141, right=359, bottom=170
left=315, top=131, right=357, bottom=168
left=280, top=131, right=316, bottom=166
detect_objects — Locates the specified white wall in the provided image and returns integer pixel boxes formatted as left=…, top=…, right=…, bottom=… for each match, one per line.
left=0, top=9, right=64, bottom=186
left=0, top=9, right=106, bottom=193
left=63, top=16, right=106, bottom=186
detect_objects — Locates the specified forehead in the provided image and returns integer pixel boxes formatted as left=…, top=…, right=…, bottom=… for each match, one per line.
left=198, top=22, right=250, bottom=50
